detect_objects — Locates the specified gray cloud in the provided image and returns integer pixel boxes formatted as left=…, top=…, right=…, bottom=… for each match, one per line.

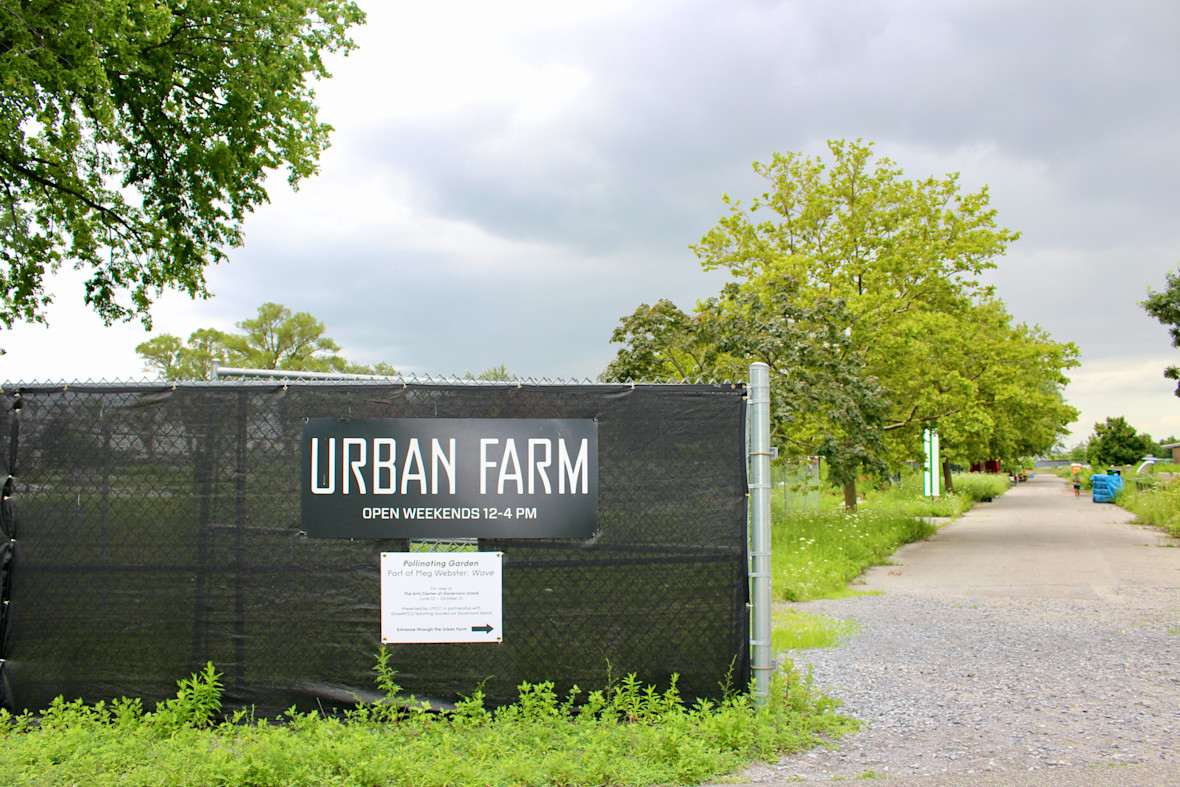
left=360, top=1, right=1179, bottom=259
left=297, top=0, right=1177, bottom=387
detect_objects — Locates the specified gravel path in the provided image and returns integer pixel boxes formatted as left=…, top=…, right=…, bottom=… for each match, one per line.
left=725, top=476, right=1180, bottom=785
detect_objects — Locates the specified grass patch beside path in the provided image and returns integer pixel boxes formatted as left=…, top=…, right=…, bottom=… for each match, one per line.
left=771, top=472, right=1009, bottom=602
left=0, top=657, right=857, bottom=787
left=773, top=609, right=858, bottom=651
left=771, top=508, right=937, bottom=602
left=1116, top=483, right=1180, bottom=539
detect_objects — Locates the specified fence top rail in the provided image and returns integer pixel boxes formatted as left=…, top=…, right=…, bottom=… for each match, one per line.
left=0, top=375, right=748, bottom=393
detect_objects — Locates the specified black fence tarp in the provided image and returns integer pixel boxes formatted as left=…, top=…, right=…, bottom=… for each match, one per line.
left=0, top=382, right=749, bottom=715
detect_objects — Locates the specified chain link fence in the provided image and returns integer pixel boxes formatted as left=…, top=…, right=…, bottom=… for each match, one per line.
left=0, top=380, right=749, bottom=715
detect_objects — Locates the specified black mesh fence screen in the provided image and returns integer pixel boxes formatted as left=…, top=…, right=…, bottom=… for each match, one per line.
left=0, top=381, right=749, bottom=715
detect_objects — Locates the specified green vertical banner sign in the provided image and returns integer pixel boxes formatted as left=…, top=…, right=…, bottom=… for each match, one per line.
left=923, top=428, right=940, bottom=498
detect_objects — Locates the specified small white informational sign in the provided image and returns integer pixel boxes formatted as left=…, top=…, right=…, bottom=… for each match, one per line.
left=380, top=551, right=503, bottom=644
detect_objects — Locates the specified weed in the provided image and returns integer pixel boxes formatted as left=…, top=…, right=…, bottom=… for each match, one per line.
left=1117, top=483, right=1180, bottom=538
left=151, top=662, right=223, bottom=732
left=772, top=609, right=857, bottom=651
left=0, top=653, right=857, bottom=787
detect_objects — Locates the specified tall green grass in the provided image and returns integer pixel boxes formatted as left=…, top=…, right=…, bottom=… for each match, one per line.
left=1117, top=483, right=1180, bottom=538
left=770, top=472, right=1009, bottom=601
left=864, top=471, right=1010, bottom=517
left=771, top=507, right=937, bottom=601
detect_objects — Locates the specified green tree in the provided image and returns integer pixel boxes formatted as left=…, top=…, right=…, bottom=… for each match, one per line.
left=343, top=361, right=399, bottom=377
left=1152, top=436, right=1178, bottom=459
left=1141, top=266, right=1180, bottom=395
left=605, top=279, right=889, bottom=507
left=898, top=298, right=1078, bottom=488
left=703, top=279, right=889, bottom=495
left=1087, top=416, right=1153, bottom=468
left=1068, top=442, right=1090, bottom=463
left=610, top=140, right=1077, bottom=506
left=136, top=303, right=385, bottom=379
left=698, top=140, right=1021, bottom=503
left=693, top=139, right=1019, bottom=429
left=604, top=300, right=726, bottom=381
left=465, top=364, right=517, bottom=381
left=691, top=140, right=1024, bottom=503
left=222, top=302, right=345, bottom=371
left=135, top=327, right=230, bottom=380
left=0, top=0, right=365, bottom=330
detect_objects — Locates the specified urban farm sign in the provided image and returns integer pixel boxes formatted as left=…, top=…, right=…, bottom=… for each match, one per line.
left=301, top=418, right=598, bottom=538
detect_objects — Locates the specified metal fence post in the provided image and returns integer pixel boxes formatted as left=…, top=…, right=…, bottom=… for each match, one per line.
left=748, top=362, right=773, bottom=705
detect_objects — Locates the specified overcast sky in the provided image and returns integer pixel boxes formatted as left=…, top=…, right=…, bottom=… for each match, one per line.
left=3, top=0, right=1179, bottom=445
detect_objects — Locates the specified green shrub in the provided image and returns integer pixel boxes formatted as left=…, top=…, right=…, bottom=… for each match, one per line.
left=949, top=472, right=1011, bottom=502
left=1055, top=465, right=1096, bottom=490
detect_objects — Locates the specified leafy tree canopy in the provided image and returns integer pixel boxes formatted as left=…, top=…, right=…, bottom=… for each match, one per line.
left=1087, top=416, right=1154, bottom=469
left=136, top=302, right=394, bottom=380
left=465, top=364, right=517, bottom=382
left=693, top=139, right=1018, bottom=314
left=899, top=298, right=1078, bottom=467
left=0, top=0, right=365, bottom=330
left=1142, top=265, right=1180, bottom=395
left=606, top=139, right=1078, bottom=503
left=605, top=278, right=889, bottom=493
left=692, top=140, right=1026, bottom=435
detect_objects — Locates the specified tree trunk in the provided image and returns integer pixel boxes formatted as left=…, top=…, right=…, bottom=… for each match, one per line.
left=843, top=479, right=858, bottom=511
left=942, top=458, right=954, bottom=493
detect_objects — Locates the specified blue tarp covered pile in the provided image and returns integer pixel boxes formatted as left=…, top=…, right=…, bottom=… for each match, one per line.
left=1091, top=473, right=1124, bottom=503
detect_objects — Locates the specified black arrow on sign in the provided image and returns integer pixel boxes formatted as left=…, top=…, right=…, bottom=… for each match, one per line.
left=471, top=624, right=494, bottom=633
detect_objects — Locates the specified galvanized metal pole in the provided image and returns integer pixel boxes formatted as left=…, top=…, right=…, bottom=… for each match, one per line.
left=211, top=364, right=401, bottom=381
left=748, top=362, right=773, bottom=705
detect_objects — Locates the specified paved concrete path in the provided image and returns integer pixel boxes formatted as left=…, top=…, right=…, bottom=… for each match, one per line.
left=713, top=474, right=1180, bottom=787
left=859, top=473, right=1180, bottom=602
